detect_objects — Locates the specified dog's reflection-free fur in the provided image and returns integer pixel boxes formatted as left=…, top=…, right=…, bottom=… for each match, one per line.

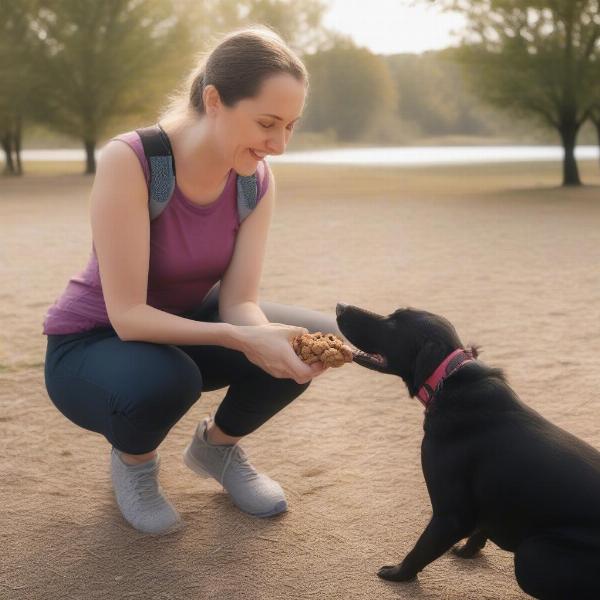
left=336, top=303, right=600, bottom=599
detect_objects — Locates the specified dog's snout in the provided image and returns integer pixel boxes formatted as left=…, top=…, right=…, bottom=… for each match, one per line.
left=336, top=303, right=348, bottom=318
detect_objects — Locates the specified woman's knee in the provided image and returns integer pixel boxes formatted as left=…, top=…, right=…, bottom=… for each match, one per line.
left=45, top=334, right=204, bottom=453
left=114, top=345, right=204, bottom=428
left=107, top=353, right=203, bottom=453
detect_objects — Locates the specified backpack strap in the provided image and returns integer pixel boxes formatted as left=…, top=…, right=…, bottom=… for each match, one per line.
left=136, top=124, right=176, bottom=221
left=136, top=124, right=259, bottom=223
left=237, top=174, right=259, bottom=222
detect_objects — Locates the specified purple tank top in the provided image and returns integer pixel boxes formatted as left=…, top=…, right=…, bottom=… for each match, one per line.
left=43, top=130, right=269, bottom=335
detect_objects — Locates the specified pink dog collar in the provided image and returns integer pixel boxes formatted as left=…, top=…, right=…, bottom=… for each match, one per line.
left=417, top=349, right=475, bottom=409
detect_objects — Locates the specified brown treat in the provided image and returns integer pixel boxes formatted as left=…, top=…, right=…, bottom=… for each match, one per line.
left=291, top=332, right=354, bottom=368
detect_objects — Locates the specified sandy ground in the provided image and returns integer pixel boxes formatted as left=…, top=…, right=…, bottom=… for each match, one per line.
left=1, top=160, right=600, bottom=600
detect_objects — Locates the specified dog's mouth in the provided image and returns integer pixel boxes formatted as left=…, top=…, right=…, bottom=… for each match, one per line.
left=336, top=303, right=389, bottom=371
left=351, top=348, right=388, bottom=371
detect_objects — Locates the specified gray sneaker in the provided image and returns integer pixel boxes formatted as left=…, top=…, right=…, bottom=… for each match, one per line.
left=111, top=449, right=181, bottom=534
left=183, top=418, right=287, bottom=518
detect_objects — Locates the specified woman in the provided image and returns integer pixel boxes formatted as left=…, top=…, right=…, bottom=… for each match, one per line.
left=43, top=27, right=339, bottom=534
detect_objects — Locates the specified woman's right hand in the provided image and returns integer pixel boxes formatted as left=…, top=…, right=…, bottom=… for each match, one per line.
left=236, top=323, right=327, bottom=384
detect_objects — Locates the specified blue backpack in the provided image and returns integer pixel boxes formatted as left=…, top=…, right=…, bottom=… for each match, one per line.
left=136, top=124, right=259, bottom=222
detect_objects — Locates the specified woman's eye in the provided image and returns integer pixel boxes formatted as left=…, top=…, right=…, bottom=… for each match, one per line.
left=259, top=122, right=273, bottom=129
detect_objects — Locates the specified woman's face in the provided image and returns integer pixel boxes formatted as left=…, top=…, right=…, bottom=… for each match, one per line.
left=211, top=73, right=306, bottom=175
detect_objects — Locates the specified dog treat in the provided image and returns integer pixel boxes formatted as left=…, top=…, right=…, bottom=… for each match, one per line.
left=292, top=332, right=354, bottom=368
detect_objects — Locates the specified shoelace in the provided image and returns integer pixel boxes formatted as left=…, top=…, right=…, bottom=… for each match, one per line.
left=132, top=465, right=165, bottom=509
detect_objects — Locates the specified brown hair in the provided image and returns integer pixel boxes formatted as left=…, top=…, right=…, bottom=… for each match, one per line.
left=163, top=26, right=308, bottom=118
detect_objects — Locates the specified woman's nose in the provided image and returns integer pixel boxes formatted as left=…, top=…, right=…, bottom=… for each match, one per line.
left=266, top=131, right=286, bottom=155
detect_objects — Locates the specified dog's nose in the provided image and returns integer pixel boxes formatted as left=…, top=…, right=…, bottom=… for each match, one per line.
left=336, top=303, right=347, bottom=317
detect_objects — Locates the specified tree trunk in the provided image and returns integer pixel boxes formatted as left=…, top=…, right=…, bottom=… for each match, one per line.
left=595, top=120, right=600, bottom=170
left=559, top=124, right=581, bottom=186
left=84, top=139, right=96, bottom=174
left=1, top=133, right=16, bottom=176
left=14, top=116, right=23, bottom=175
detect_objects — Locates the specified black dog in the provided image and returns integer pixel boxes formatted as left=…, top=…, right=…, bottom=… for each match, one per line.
left=336, top=303, right=600, bottom=599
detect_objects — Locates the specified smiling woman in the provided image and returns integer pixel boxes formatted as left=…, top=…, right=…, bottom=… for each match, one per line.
left=159, top=29, right=308, bottom=181
left=42, top=26, right=341, bottom=536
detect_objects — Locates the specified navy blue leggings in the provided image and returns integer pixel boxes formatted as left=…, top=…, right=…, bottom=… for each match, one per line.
left=44, top=286, right=341, bottom=455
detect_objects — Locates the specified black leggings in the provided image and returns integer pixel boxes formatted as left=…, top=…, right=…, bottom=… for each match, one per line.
left=44, top=285, right=341, bottom=454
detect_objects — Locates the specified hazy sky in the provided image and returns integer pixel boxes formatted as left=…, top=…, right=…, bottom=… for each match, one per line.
left=322, top=0, right=466, bottom=55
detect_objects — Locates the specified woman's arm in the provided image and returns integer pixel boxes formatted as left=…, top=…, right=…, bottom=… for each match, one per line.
left=218, top=163, right=275, bottom=326
left=90, top=140, right=243, bottom=349
left=217, top=165, right=327, bottom=380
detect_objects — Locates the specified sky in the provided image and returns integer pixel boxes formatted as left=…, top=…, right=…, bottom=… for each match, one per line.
left=322, top=0, right=467, bottom=55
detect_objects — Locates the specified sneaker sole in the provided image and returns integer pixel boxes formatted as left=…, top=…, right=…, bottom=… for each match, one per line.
left=251, top=499, right=288, bottom=518
left=182, top=446, right=288, bottom=518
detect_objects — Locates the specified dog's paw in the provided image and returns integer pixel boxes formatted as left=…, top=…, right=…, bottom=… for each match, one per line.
left=377, top=564, right=417, bottom=582
left=452, top=543, right=481, bottom=559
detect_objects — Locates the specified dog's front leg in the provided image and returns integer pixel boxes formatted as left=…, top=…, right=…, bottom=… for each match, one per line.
left=378, top=514, right=469, bottom=582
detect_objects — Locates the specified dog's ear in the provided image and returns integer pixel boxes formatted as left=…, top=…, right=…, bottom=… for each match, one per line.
left=410, top=340, right=449, bottom=397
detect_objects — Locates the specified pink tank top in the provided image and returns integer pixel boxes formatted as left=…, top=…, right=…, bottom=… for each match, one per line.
left=43, top=130, right=269, bottom=335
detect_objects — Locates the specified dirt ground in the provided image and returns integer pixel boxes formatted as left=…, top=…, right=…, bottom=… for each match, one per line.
left=1, top=160, right=600, bottom=599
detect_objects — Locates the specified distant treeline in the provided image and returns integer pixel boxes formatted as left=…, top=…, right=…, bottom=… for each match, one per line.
left=300, top=48, right=577, bottom=146
left=22, top=48, right=594, bottom=150
left=2, top=1, right=599, bottom=185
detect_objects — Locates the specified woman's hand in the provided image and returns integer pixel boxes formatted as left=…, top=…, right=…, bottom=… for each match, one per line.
left=236, top=323, right=328, bottom=384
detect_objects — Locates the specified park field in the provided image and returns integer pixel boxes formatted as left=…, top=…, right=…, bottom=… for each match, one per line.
left=1, top=161, right=600, bottom=599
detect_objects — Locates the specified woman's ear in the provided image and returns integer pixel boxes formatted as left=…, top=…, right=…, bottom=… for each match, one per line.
left=203, top=85, right=222, bottom=117
left=410, top=340, right=448, bottom=397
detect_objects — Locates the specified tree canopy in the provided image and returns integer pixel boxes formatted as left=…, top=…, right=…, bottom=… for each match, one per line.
left=29, top=0, right=188, bottom=173
left=426, top=0, right=600, bottom=185
left=303, top=39, right=397, bottom=141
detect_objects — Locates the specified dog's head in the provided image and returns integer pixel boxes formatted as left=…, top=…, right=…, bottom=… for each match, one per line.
left=336, top=303, right=469, bottom=397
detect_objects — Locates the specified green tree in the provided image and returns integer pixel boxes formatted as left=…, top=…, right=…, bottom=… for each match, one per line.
left=303, top=39, right=397, bottom=141
left=428, top=0, right=600, bottom=186
left=30, top=0, right=188, bottom=174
